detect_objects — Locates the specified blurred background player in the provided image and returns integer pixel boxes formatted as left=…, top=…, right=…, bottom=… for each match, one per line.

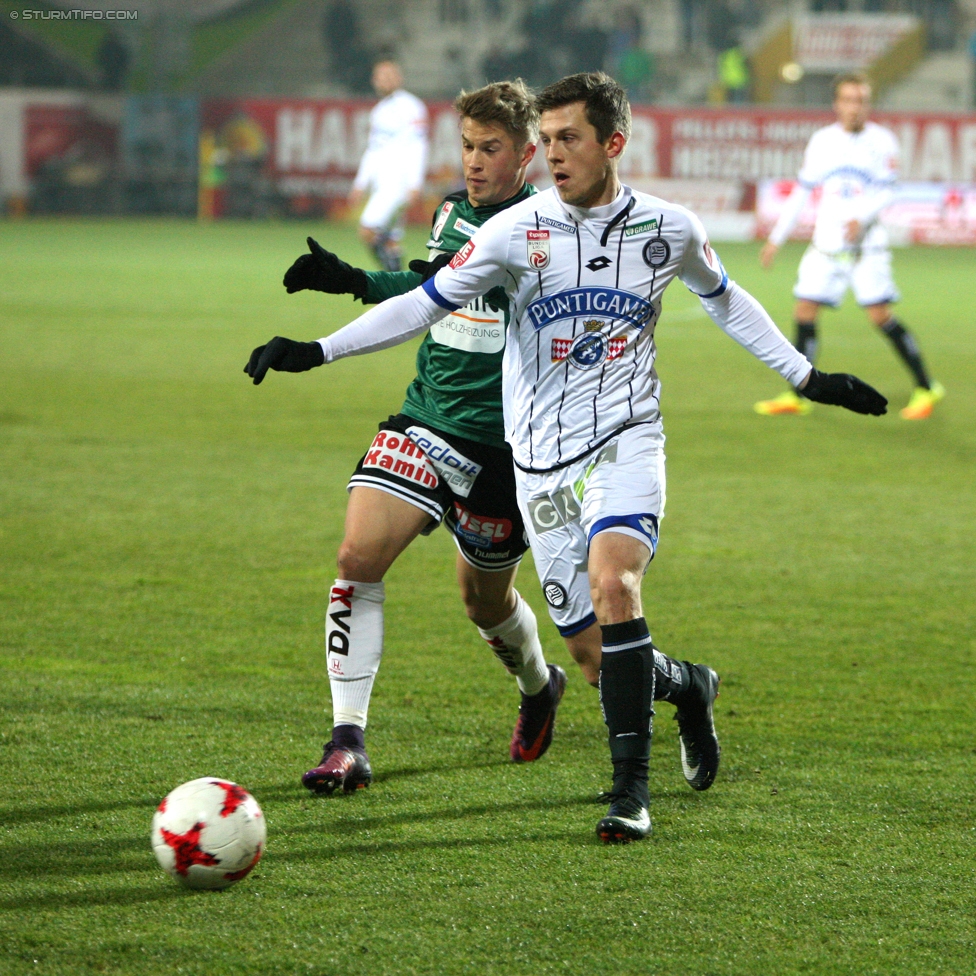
left=348, top=59, right=429, bottom=272
left=755, top=72, right=944, bottom=422
left=275, top=81, right=595, bottom=796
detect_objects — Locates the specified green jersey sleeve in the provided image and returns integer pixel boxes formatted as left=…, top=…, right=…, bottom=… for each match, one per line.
left=363, top=270, right=423, bottom=305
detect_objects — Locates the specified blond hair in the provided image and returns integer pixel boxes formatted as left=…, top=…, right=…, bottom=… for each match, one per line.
left=454, top=80, right=539, bottom=148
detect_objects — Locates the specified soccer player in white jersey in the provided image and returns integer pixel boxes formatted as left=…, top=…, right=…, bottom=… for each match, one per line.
left=755, top=72, right=943, bottom=421
left=247, top=73, right=887, bottom=843
left=349, top=59, right=429, bottom=272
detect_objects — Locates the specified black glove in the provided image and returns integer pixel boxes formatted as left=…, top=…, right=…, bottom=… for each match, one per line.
left=408, top=250, right=455, bottom=282
left=244, top=336, right=325, bottom=385
left=283, top=237, right=368, bottom=300
left=801, top=369, right=887, bottom=416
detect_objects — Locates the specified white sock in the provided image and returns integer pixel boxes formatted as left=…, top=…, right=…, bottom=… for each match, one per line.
left=477, top=590, right=549, bottom=696
left=326, top=579, right=385, bottom=729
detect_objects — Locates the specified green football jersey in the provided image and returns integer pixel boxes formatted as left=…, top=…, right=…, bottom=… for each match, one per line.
left=363, top=183, right=536, bottom=448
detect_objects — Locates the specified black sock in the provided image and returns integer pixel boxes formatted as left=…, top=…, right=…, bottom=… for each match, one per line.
left=332, top=724, right=365, bottom=750
left=880, top=318, right=930, bottom=389
left=795, top=320, right=818, bottom=363
left=600, top=619, right=655, bottom=797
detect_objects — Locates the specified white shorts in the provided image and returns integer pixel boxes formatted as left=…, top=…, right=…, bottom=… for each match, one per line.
left=794, top=246, right=899, bottom=308
left=359, top=182, right=411, bottom=235
left=515, top=424, right=666, bottom=636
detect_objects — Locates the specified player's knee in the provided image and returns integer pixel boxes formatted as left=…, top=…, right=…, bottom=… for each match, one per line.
left=590, top=570, right=641, bottom=621
left=336, top=537, right=387, bottom=584
left=458, top=579, right=511, bottom=629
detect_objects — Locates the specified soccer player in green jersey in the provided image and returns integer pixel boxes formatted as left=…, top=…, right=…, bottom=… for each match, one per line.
left=273, top=81, right=600, bottom=795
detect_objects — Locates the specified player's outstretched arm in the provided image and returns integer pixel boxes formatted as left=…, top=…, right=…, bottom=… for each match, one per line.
left=245, top=281, right=458, bottom=385
left=798, top=369, right=887, bottom=415
left=697, top=281, right=887, bottom=416
left=282, top=238, right=369, bottom=298
left=250, top=214, right=512, bottom=385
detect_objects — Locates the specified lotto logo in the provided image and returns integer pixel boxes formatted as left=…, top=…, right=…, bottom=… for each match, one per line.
left=551, top=336, right=626, bottom=363
left=363, top=431, right=438, bottom=489
left=450, top=241, right=475, bottom=268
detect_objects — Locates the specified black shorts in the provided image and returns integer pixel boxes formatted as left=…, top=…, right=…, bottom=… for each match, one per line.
left=348, top=414, right=528, bottom=571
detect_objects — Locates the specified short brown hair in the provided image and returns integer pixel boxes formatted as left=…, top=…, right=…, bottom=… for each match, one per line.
left=535, top=72, right=631, bottom=143
left=833, top=71, right=871, bottom=97
left=455, top=80, right=539, bottom=148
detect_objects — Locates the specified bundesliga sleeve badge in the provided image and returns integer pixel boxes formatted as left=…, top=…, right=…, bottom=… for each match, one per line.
left=526, top=229, right=551, bottom=270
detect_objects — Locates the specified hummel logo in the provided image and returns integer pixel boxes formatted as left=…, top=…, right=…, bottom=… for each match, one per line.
left=585, top=256, right=612, bottom=272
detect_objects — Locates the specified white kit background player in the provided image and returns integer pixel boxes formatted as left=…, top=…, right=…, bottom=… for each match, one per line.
left=349, top=59, right=429, bottom=272
left=247, top=72, right=887, bottom=843
left=755, top=71, right=943, bottom=421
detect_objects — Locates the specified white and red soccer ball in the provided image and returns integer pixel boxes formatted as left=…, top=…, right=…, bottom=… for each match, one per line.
left=151, top=778, right=265, bottom=890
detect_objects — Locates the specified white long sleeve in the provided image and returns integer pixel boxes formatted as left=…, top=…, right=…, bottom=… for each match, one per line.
left=768, top=183, right=812, bottom=247
left=701, top=280, right=812, bottom=387
left=317, top=288, right=449, bottom=362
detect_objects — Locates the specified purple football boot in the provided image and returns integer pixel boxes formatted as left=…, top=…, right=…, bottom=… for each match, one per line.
left=510, top=664, right=567, bottom=763
left=302, top=726, right=372, bottom=795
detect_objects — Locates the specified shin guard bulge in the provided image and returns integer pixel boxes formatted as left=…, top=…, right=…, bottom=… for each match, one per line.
left=478, top=590, right=549, bottom=696
left=326, top=579, right=385, bottom=730
left=599, top=619, right=656, bottom=777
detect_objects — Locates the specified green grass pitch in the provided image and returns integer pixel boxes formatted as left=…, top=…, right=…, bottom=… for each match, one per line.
left=1, top=218, right=974, bottom=976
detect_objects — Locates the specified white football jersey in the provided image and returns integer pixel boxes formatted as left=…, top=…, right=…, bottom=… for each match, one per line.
left=770, top=121, right=898, bottom=253
left=353, top=89, right=429, bottom=193
left=423, top=186, right=774, bottom=471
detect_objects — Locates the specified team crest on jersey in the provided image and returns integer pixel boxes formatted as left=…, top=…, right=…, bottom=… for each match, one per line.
left=526, top=229, right=551, bottom=270
left=642, top=238, right=671, bottom=268
left=431, top=202, right=454, bottom=242
left=552, top=333, right=626, bottom=365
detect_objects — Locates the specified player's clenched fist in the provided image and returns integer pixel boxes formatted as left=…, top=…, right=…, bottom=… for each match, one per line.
left=800, top=368, right=887, bottom=415
left=244, top=336, right=324, bottom=385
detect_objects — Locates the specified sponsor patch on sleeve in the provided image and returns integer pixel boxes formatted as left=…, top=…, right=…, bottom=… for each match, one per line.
left=449, top=240, right=475, bottom=268
left=431, top=201, right=454, bottom=241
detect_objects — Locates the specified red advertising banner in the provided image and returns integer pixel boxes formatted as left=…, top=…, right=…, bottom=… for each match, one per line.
left=200, top=98, right=976, bottom=241
left=24, top=104, right=118, bottom=178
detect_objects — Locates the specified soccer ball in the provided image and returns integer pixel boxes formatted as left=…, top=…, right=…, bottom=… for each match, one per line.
left=151, top=778, right=266, bottom=890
